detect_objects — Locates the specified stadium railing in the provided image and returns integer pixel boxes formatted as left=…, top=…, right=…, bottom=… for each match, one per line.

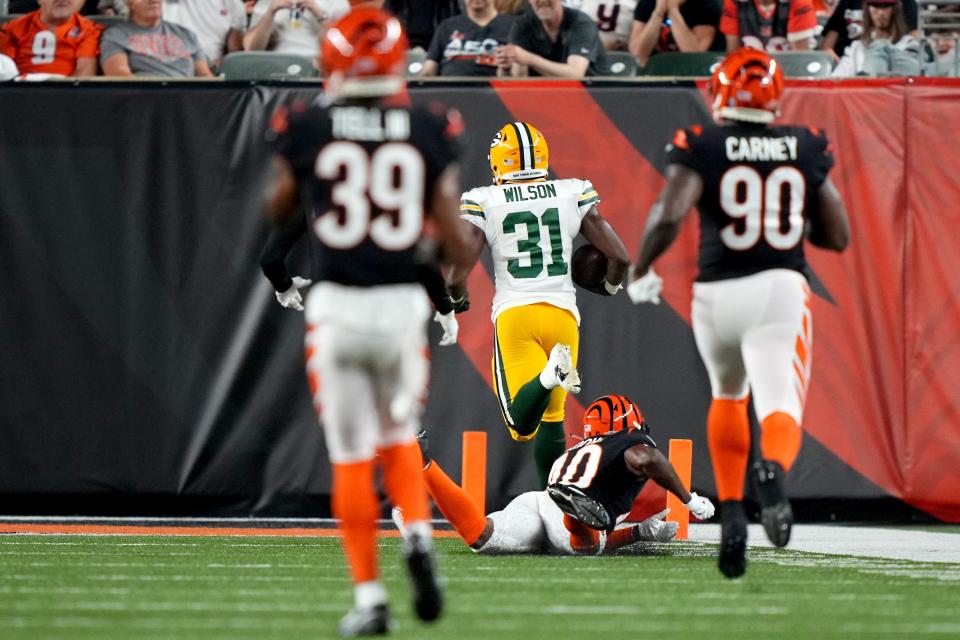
left=219, top=51, right=319, bottom=82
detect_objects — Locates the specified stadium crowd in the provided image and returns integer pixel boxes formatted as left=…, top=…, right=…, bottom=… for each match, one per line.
left=1, top=0, right=957, bottom=80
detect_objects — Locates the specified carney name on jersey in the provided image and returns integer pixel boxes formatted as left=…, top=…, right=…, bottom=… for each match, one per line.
left=460, top=179, right=600, bottom=323
left=668, top=122, right=834, bottom=282
left=268, top=98, right=462, bottom=287
left=547, top=427, right=657, bottom=531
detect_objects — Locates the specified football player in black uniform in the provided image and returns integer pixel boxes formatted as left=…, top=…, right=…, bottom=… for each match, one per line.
left=627, top=48, right=850, bottom=579
left=262, top=8, right=476, bottom=637
left=396, top=394, right=715, bottom=556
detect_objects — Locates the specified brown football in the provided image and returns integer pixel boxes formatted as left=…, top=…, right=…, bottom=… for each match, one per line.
left=571, top=244, right=608, bottom=290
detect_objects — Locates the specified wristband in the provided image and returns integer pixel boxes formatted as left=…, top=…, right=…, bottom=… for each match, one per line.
left=603, top=280, right=622, bottom=295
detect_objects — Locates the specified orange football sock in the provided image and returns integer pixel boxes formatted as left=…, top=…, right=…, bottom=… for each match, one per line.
left=760, top=411, right=802, bottom=472
left=331, top=459, right=379, bottom=584
left=604, top=526, right=638, bottom=552
left=563, top=515, right=600, bottom=554
left=423, top=462, right=488, bottom=546
left=380, top=440, right=430, bottom=524
left=707, top=398, right=751, bottom=501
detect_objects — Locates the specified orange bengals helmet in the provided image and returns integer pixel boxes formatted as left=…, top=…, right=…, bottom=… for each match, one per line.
left=321, top=8, right=408, bottom=98
left=709, top=48, right=785, bottom=124
left=582, top=394, right=648, bottom=439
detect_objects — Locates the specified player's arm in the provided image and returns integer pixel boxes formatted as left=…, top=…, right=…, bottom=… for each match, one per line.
left=263, top=155, right=301, bottom=228
left=579, top=207, right=630, bottom=292
left=430, top=165, right=481, bottom=281
left=445, top=221, right=486, bottom=311
left=259, top=216, right=306, bottom=292
left=807, top=177, right=850, bottom=251
left=624, top=444, right=715, bottom=519
left=632, top=163, right=703, bottom=276
left=624, top=444, right=692, bottom=503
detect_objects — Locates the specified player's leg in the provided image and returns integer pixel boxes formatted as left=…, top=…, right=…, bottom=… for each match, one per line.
left=534, top=308, right=581, bottom=488
left=307, top=322, right=390, bottom=636
left=742, top=270, right=811, bottom=547
left=535, top=491, right=599, bottom=555
left=692, top=281, right=752, bottom=579
left=491, top=305, right=552, bottom=441
left=374, top=314, right=443, bottom=624
left=479, top=492, right=548, bottom=554
left=419, top=458, right=492, bottom=549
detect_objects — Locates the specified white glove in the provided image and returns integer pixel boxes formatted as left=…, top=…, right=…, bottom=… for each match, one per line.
left=626, top=268, right=663, bottom=305
left=603, top=279, right=623, bottom=296
left=684, top=492, right=715, bottom=520
left=276, top=276, right=312, bottom=311
left=434, top=310, right=458, bottom=346
left=634, top=508, right=679, bottom=542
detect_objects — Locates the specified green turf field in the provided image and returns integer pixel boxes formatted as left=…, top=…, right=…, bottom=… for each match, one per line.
left=1, top=535, right=958, bottom=639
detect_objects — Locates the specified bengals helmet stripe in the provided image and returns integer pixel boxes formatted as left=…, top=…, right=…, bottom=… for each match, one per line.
left=582, top=394, right=648, bottom=439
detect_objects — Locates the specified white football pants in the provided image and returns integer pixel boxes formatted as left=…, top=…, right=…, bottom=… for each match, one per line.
left=691, top=269, right=813, bottom=424
left=478, top=491, right=584, bottom=555
left=304, top=282, right=431, bottom=463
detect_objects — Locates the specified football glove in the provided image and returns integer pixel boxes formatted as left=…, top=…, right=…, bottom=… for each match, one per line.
left=434, top=310, right=459, bottom=346
left=684, top=492, right=716, bottom=520
left=626, top=268, right=663, bottom=305
left=634, top=509, right=679, bottom=542
left=276, top=276, right=312, bottom=311
left=451, top=293, right=470, bottom=314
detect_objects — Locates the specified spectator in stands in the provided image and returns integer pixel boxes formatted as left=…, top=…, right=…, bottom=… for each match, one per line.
left=421, top=0, right=514, bottom=77
left=243, top=0, right=349, bottom=56
left=629, top=0, right=722, bottom=67
left=0, top=0, right=102, bottom=77
left=923, top=6, right=960, bottom=77
left=384, top=0, right=461, bottom=51
left=819, top=0, right=917, bottom=61
left=832, top=0, right=919, bottom=75
left=564, top=0, right=637, bottom=51
left=720, top=0, right=818, bottom=51
left=497, top=0, right=611, bottom=76
left=162, top=0, right=246, bottom=68
left=97, top=0, right=127, bottom=16
left=100, top=0, right=213, bottom=76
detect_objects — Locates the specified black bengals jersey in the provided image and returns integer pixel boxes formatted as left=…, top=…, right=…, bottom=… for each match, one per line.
left=548, top=428, right=657, bottom=529
left=668, top=122, right=834, bottom=282
left=267, top=97, right=464, bottom=287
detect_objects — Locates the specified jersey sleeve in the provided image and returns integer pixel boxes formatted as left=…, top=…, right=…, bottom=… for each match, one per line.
left=576, top=180, right=600, bottom=217
left=720, top=0, right=739, bottom=36
left=787, top=0, right=817, bottom=42
left=804, top=127, right=835, bottom=187
left=566, top=16, right=600, bottom=63
left=634, top=0, right=655, bottom=23
left=426, top=22, right=445, bottom=63
left=0, top=25, right=14, bottom=58
left=265, top=102, right=315, bottom=178
left=665, top=126, right=705, bottom=173
left=422, top=104, right=466, bottom=181
left=459, top=190, right=487, bottom=230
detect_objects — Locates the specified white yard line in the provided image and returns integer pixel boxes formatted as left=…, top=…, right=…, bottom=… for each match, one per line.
left=688, top=524, right=960, bottom=563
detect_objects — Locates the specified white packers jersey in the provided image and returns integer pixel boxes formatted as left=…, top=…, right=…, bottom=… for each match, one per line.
left=563, top=0, right=638, bottom=50
left=460, top=179, right=600, bottom=324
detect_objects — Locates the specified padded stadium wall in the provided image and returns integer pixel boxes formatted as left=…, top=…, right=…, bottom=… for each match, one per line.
left=1, top=79, right=958, bottom=522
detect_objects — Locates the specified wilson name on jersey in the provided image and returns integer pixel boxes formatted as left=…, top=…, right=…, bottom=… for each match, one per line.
left=547, top=428, right=657, bottom=528
left=268, top=99, right=462, bottom=287
left=668, top=122, right=835, bottom=282
left=460, top=178, right=600, bottom=323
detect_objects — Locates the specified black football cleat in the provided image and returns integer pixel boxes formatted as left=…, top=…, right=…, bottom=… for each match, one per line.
left=546, top=484, right=612, bottom=531
left=338, top=604, right=391, bottom=638
left=416, top=429, right=432, bottom=469
left=402, top=531, right=443, bottom=623
left=753, top=460, right=793, bottom=548
left=718, top=500, right=748, bottom=579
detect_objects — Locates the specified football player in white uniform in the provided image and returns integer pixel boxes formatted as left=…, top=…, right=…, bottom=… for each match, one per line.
left=448, top=121, right=629, bottom=488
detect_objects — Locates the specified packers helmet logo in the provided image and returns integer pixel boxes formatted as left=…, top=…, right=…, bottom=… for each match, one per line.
left=490, top=130, right=503, bottom=148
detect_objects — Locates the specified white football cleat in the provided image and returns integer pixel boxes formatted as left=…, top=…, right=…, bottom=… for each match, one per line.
left=391, top=506, right=407, bottom=539
left=542, top=344, right=581, bottom=394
